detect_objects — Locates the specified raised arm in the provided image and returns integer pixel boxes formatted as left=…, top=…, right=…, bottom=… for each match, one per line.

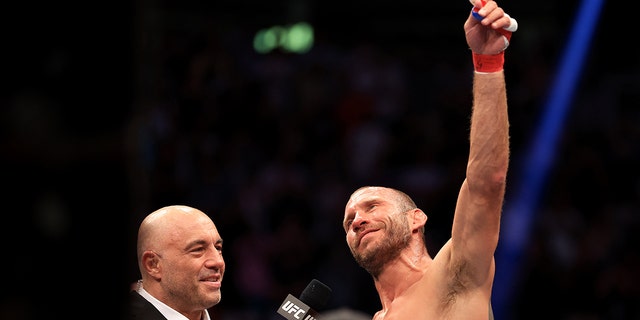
left=450, top=0, right=512, bottom=282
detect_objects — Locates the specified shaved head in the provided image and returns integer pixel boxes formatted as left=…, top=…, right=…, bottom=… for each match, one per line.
left=137, top=205, right=214, bottom=267
left=134, top=205, right=225, bottom=317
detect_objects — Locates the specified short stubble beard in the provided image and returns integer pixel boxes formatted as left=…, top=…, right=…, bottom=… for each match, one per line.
left=351, top=213, right=411, bottom=278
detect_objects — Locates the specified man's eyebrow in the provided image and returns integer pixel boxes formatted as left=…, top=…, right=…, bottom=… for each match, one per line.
left=361, top=198, right=383, bottom=207
left=184, top=239, right=206, bottom=249
left=347, top=198, right=382, bottom=214
left=184, top=238, right=223, bottom=250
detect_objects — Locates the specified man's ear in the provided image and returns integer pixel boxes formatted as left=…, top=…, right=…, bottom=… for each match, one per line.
left=410, top=208, right=427, bottom=230
left=142, top=251, right=162, bottom=279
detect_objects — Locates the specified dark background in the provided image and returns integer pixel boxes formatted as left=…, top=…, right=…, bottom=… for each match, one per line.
left=2, top=1, right=638, bottom=319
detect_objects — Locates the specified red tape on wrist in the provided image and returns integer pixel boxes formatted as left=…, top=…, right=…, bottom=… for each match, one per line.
left=472, top=52, right=504, bottom=73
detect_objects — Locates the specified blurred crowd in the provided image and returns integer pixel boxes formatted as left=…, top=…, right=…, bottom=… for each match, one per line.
left=2, top=1, right=638, bottom=319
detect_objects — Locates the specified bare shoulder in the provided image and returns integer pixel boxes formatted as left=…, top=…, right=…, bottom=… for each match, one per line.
left=415, top=241, right=494, bottom=319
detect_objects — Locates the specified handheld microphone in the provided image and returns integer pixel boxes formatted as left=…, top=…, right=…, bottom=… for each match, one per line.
left=277, top=279, right=332, bottom=320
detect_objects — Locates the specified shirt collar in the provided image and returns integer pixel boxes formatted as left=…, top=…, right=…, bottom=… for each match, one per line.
left=137, top=285, right=211, bottom=320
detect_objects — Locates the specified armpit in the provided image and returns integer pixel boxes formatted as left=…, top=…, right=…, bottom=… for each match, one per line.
left=445, top=258, right=471, bottom=304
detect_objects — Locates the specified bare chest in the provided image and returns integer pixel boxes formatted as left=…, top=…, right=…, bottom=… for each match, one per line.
left=372, top=292, right=490, bottom=320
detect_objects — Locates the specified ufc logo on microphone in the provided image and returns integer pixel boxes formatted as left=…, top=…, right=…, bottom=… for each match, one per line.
left=278, top=294, right=318, bottom=320
left=281, top=300, right=306, bottom=319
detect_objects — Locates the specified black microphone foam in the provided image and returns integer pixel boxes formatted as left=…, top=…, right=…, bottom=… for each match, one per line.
left=299, top=279, right=332, bottom=311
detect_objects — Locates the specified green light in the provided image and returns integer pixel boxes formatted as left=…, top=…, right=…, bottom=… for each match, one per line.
left=253, top=22, right=314, bottom=54
left=283, top=22, right=314, bottom=53
left=253, top=29, right=275, bottom=54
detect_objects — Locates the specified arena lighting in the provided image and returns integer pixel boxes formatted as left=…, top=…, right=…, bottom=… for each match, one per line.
left=492, top=0, right=605, bottom=318
left=253, top=22, right=314, bottom=54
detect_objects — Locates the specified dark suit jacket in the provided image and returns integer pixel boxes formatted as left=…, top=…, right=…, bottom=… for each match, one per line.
left=127, top=290, right=167, bottom=320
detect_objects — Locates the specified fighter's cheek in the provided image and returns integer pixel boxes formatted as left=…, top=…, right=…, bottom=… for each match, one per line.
left=348, top=237, right=365, bottom=252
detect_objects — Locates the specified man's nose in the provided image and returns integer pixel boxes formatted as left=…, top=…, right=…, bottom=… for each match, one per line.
left=351, top=212, right=367, bottom=231
left=205, top=248, right=224, bottom=267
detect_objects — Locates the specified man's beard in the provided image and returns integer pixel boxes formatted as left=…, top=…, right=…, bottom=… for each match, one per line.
left=351, top=217, right=411, bottom=278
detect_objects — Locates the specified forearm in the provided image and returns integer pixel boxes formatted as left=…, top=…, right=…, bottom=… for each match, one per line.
left=467, top=71, right=509, bottom=194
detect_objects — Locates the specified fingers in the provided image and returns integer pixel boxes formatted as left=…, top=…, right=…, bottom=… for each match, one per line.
left=465, top=0, right=515, bottom=54
left=475, top=2, right=513, bottom=31
left=470, top=0, right=488, bottom=8
left=501, top=14, right=518, bottom=32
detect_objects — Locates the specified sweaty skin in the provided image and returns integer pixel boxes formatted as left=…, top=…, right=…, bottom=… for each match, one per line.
left=343, top=2, right=510, bottom=318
